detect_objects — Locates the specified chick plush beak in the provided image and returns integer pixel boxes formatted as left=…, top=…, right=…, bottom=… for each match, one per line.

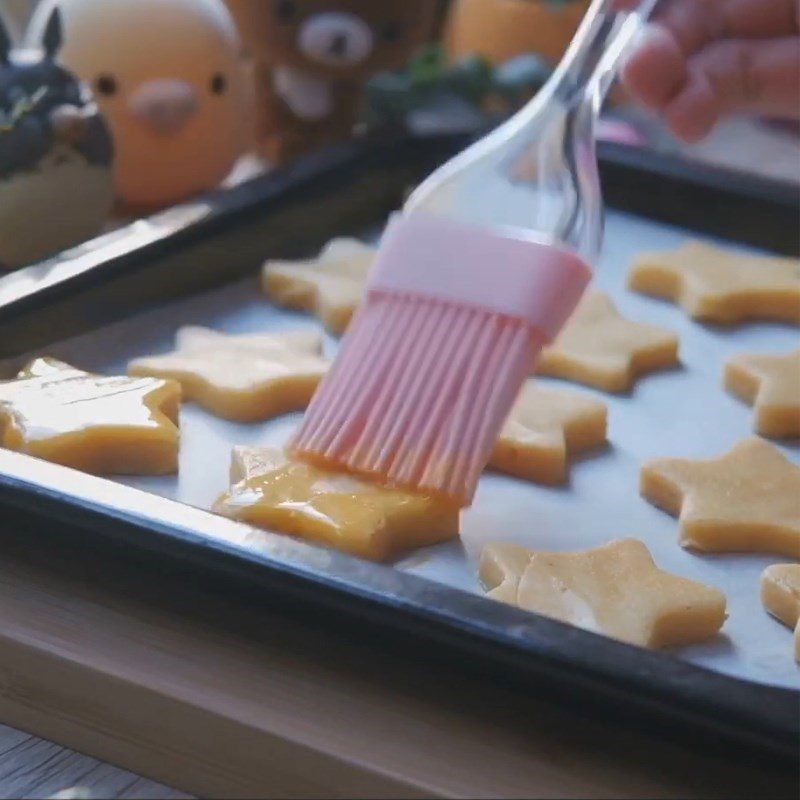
left=128, top=78, right=198, bottom=136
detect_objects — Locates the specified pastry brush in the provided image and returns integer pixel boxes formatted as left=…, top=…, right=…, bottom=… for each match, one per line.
left=291, top=0, right=659, bottom=506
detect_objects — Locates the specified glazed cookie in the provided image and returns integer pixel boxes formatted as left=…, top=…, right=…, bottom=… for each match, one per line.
left=628, top=241, right=800, bottom=325
left=213, top=446, right=459, bottom=561
left=489, top=382, right=607, bottom=484
left=761, top=564, right=800, bottom=662
left=129, top=327, right=328, bottom=422
left=641, top=438, right=800, bottom=558
left=480, top=539, right=726, bottom=649
left=536, top=292, right=679, bottom=393
left=0, top=357, right=180, bottom=474
left=724, top=349, right=800, bottom=438
left=262, top=238, right=376, bottom=335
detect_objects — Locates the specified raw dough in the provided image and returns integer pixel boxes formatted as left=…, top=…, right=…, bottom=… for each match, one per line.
left=213, top=446, right=460, bottom=561
left=536, top=292, right=679, bottom=393
left=129, top=327, right=328, bottom=422
left=175, top=325, right=323, bottom=356
left=760, top=564, right=800, bottom=662
left=489, top=382, right=607, bottom=484
left=724, top=349, right=800, bottom=438
left=641, top=438, right=800, bottom=558
left=0, top=357, right=180, bottom=474
left=262, top=238, right=376, bottom=335
left=480, top=539, right=726, bottom=648
left=479, top=542, right=532, bottom=604
left=628, top=241, right=800, bottom=325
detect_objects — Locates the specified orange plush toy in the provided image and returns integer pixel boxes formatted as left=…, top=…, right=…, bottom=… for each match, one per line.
left=28, top=0, right=248, bottom=210
left=253, top=0, right=435, bottom=163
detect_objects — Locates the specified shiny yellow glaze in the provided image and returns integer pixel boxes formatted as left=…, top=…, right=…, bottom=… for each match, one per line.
left=214, top=447, right=459, bottom=561
left=0, top=357, right=180, bottom=475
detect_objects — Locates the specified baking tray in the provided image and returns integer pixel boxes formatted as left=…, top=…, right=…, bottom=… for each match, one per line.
left=0, top=133, right=798, bottom=764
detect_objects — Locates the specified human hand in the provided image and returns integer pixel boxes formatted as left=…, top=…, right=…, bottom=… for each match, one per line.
left=613, top=1, right=800, bottom=141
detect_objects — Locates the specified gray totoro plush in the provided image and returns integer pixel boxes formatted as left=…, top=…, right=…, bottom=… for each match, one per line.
left=0, top=7, right=114, bottom=269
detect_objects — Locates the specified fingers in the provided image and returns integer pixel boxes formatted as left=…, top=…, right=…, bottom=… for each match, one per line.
left=688, top=36, right=800, bottom=117
left=622, top=25, right=687, bottom=110
left=661, top=68, right=720, bottom=141
left=654, top=0, right=798, bottom=56
left=610, top=1, right=799, bottom=141
left=624, top=32, right=800, bottom=141
left=612, top=0, right=798, bottom=33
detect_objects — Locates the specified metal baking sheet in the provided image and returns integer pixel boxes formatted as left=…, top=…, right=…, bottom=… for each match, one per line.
left=0, top=136, right=800, bottom=769
left=7, top=207, right=798, bottom=692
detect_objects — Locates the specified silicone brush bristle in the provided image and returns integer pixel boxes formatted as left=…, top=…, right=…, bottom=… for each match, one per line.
left=290, top=293, right=540, bottom=506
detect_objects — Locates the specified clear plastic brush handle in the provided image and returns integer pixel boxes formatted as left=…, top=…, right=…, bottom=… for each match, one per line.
left=407, top=0, right=660, bottom=265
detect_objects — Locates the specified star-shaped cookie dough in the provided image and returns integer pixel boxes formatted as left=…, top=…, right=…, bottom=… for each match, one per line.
left=0, top=357, right=180, bottom=475
left=761, top=564, right=800, bottom=662
left=628, top=240, right=800, bottom=325
left=641, top=437, right=800, bottom=557
left=724, top=349, right=800, bottom=438
left=480, top=539, right=726, bottom=648
left=535, top=292, right=679, bottom=392
left=174, top=325, right=323, bottom=356
left=489, top=382, right=607, bottom=484
left=129, top=327, right=329, bottom=422
left=213, top=446, right=459, bottom=561
left=262, top=238, right=376, bottom=335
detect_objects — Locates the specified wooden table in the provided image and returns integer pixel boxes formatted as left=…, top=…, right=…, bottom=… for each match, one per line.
left=0, top=519, right=796, bottom=800
left=0, top=724, right=185, bottom=799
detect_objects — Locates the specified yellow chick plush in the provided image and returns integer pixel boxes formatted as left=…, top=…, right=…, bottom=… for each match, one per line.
left=28, top=0, right=248, bottom=209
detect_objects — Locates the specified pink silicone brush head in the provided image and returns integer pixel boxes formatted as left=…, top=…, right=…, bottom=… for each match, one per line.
left=291, top=214, right=590, bottom=506
left=290, top=0, right=657, bottom=506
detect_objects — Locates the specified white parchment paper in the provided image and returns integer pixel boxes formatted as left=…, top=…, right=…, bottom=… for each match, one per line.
left=12, top=209, right=799, bottom=690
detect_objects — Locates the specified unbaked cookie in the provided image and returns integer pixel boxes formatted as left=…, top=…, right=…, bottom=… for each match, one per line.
left=536, top=292, right=679, bottom=393
left=175, top=325, right=323, bottom=356
left=761, top=564, right=800, bottom=662
left=489, top=382, right=607, bottom=484
left=641, top=438, right=800, bottom=558
left=628, top=241, right=800, bottom=325
left=724, top=349, right=800, bottom=438
left=0, top=358, right=180, bottom=475
left=213, top=446, right=460, bottom=561
left=480, top=539, right=726, bottom=648
left=129, top=328, right=328, bottom=422
left=262, top=238, right=376, bottom=334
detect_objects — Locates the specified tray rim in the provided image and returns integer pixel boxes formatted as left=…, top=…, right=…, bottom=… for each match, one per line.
left=0, top=133, right=797, bottom=325
left=0, top=133, right=798, bottom=765
left=2, top=449, right=797, bottom=764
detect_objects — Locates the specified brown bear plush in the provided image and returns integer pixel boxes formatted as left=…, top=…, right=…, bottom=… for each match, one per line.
left=250, top=0, right=435, bottom=163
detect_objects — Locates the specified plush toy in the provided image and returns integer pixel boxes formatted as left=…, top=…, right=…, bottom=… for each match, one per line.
left=28, top=0, right=248, bottom=210
left=0, top=8, right=114, bottom=270
left=1, top=1, right=35, bottom=40
left=253, top=0, right=436, bottom=163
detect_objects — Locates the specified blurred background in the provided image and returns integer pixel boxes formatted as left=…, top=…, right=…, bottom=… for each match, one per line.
left=1, top=0, right=798, bottom=269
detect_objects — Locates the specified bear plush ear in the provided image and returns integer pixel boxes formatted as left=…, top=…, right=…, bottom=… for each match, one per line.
left=41, top=6, right=63, bottom=60
left=0, top=15, right=11, bottom=65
